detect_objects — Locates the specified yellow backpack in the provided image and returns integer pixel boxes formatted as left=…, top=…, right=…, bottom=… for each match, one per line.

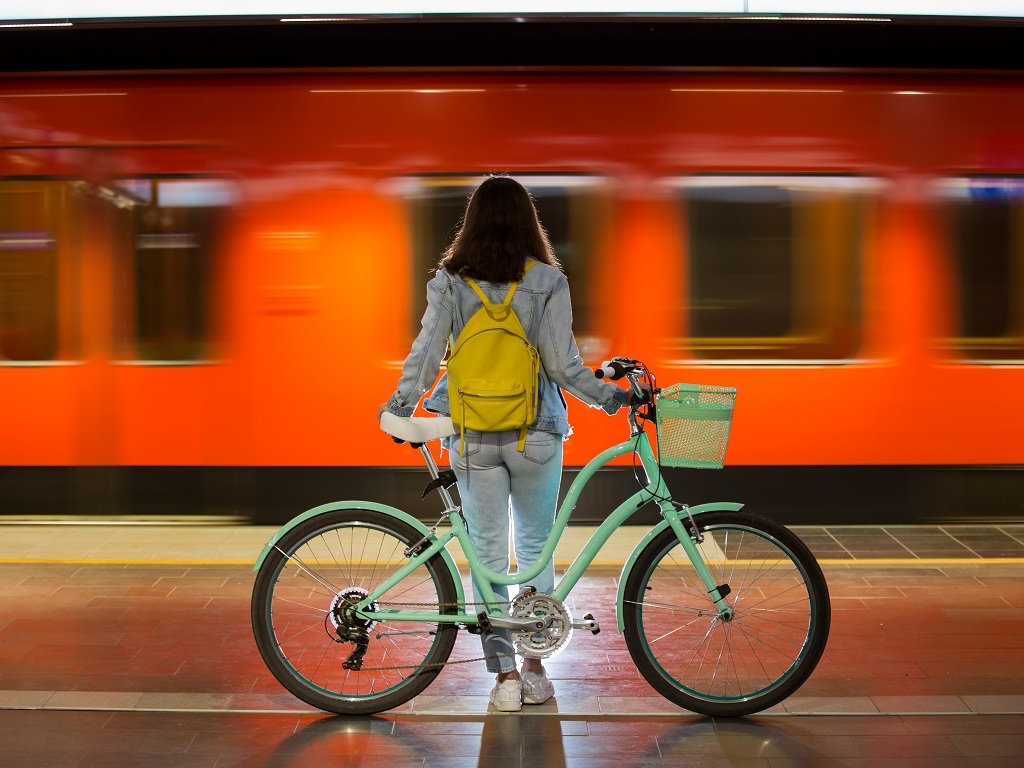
left=447, top=261, right=540, bottom=454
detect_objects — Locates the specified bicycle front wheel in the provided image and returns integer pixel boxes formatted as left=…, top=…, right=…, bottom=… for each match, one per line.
left=622, top=511, right=830, bottom=717
left=251, top=509, right=459, bottom=715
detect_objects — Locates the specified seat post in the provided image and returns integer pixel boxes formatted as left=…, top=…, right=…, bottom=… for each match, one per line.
left=419, top=443, right=458, bottom=512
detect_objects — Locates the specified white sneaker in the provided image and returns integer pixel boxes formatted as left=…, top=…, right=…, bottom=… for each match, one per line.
left=489, top=678, right=523, bottom=712
left=521, top=669, right=555, bottom=705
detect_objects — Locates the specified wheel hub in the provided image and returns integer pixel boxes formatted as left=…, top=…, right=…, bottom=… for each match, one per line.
left=329, top=587, right=379, bottom=632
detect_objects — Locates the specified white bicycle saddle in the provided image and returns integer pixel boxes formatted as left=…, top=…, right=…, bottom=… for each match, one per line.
left=380, top=411, right=456, bottom=443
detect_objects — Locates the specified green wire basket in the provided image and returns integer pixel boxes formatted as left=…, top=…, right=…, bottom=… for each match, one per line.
left=655, top=383, right=737, bottom=469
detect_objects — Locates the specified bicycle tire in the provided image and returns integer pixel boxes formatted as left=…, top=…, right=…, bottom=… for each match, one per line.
left=251, top=508, right=459, bottom=715
left=622, top=510, right=830, bottom=717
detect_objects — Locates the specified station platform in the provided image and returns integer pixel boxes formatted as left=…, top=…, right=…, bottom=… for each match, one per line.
left=1, top=521, right=1023, bottom=767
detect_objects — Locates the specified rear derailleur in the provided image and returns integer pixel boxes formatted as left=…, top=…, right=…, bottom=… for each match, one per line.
left=328, top=587, right=379, bottom=671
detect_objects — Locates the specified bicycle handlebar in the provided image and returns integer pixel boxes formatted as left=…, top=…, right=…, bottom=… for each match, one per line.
left=594, top=359, right=632, bottom=381
left=594, top=357, right=653, bottom=406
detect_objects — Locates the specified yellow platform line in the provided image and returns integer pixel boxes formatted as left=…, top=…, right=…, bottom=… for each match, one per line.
left=819, top=557, right=1024, bottom=566
left=3, top=557, right=1024, bottom=567
left=0, top=557, right=631, bottom=568
left=0, top=558, right=259, bottom=566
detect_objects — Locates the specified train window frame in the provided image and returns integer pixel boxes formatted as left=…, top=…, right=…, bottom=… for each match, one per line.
left=0, top=177, right=82, bottom=367
left=666, top=174, right=881, bottom=364
left=396, top=173, right=612, bottom=360
left=107, top=174, right=238, bottom=366
left=932, top=176, right=1024, bottom=364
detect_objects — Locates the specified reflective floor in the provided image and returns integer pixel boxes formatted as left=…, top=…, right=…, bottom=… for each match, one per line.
left=1, top=522, right=1023, bottom=767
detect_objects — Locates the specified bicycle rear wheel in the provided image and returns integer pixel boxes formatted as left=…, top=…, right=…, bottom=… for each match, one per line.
left=251, top=508, right=459, bottom=715
left=622, top=511, right=830, bottom=717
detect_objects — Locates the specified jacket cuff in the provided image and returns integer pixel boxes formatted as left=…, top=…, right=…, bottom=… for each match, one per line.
left=603, top=386, right=629, bottom=415
left=385, top=395, right=416, bottom=418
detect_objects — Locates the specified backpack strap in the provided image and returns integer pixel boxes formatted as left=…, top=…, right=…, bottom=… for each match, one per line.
left=464, top=260, right=538, bottom=318
left=464, top=278, right=509, bottom=317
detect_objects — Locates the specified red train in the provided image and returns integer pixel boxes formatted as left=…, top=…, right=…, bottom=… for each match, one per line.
left=2, top=20, right=1023, bottom=523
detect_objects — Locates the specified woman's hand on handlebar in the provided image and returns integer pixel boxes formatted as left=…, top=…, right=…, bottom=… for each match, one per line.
left=624, top=382, right=653, bottom=408
left=594, top=357, right=654, bottom=410
left=376, top=403, right=387, bottom=423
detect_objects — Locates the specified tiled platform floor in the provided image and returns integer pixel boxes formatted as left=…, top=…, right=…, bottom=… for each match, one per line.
left=1, top=522, right=1023, bottom=767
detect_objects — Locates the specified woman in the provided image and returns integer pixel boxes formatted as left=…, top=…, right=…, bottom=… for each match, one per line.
left=379, top=175, right=630, bottom=712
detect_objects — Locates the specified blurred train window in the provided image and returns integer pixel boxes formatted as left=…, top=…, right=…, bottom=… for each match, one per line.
left=671, top=176, right=878, bottom=361
left=0, top=180, right=78, bottom=363
left=935, top=178, right=1024, bottom=362
left=401, top=175, right=608, bottom=341
left=111, top=177, right=236, bottom=363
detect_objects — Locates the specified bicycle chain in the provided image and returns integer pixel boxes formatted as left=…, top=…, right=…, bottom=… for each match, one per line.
left=337, top=599, right=521, bottom=672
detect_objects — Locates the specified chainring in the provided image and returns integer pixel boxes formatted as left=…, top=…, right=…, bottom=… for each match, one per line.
left=509, top=592, right=574, bottom=659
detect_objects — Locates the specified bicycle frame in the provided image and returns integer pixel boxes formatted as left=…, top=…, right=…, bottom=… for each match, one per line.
left=348, top=425, right=737, bottom=629
left=250, top=366, right=832, bottom=718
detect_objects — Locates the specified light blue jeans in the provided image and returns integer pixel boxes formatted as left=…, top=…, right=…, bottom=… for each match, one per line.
left=447, top=428, right=563, bottom=674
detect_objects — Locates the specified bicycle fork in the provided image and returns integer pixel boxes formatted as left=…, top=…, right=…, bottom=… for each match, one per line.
left=636, top=438, right=736, bottom=622
left=662, top=502, right=735, bottom=621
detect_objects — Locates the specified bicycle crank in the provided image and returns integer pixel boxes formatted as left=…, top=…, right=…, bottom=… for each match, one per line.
left=508, top=591, right=576, bottom=659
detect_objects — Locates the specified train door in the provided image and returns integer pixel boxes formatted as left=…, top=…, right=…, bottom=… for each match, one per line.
left=0, top=178, right=91, bottom=469
left=100, top=175, right=246, bottom=470
left=0, top=169, right=246, bottom=515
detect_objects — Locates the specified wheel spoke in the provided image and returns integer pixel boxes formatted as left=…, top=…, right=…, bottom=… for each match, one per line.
left=622, top=513, right=830, bottom=717
left=252, top=511, right=459, bottom=715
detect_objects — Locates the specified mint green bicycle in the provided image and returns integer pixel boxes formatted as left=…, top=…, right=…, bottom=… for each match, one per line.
left=250, top=358, right=830, bottom=717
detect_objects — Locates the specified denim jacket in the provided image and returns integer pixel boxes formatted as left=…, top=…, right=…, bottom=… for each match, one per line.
left=385, top=258, right=627, bottom=437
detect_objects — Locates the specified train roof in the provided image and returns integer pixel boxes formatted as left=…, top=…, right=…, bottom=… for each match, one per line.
left=1, top=14, right=1024, bottom=75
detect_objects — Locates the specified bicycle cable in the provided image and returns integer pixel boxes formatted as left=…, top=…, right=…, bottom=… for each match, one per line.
left=627, top=364, right=674, bottom=505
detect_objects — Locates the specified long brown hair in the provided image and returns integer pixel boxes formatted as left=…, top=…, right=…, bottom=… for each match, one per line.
left=438, top=175, right=561, bottom=282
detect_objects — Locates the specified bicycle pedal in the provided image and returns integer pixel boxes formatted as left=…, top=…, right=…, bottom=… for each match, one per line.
left=572, top=613, right=600, bottom=635
left=476, top=611, right=492, bottom=634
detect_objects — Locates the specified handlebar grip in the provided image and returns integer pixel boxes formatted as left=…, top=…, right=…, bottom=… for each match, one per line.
left=594, top=360, right=629, bottom=380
